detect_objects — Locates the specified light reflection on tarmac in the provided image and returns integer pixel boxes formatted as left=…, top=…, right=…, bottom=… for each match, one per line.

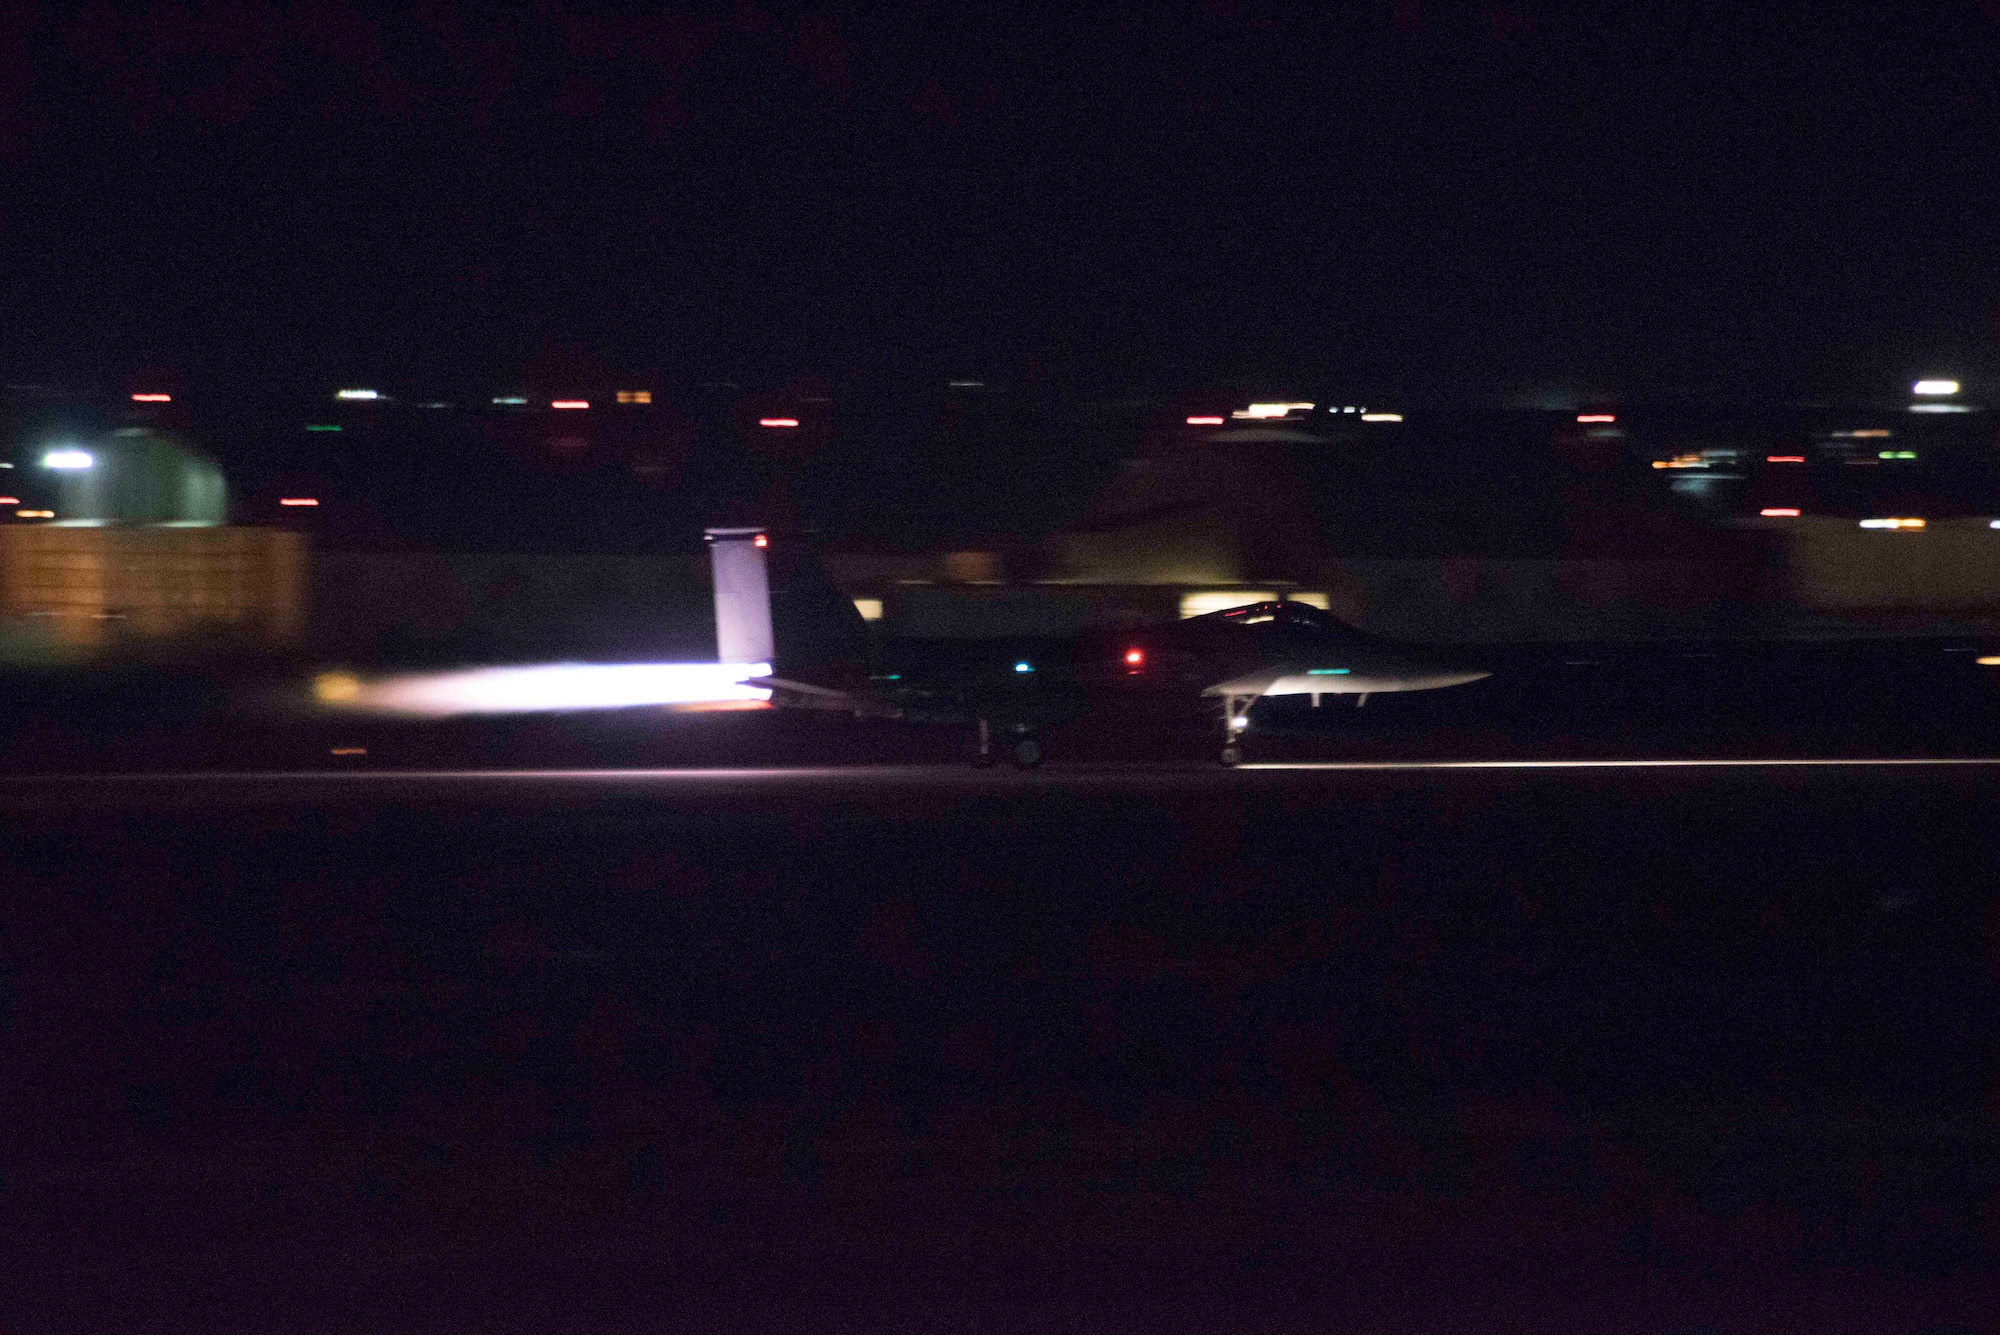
left=1245, top=756, right=2000, bottom=769
left=4, top=754, right=2000, bottom=806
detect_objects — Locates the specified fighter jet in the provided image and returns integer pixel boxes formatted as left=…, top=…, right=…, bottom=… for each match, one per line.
left=711, top=527, right=1490, bottom=766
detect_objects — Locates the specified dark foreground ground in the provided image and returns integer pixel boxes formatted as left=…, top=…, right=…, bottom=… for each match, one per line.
left=3, top=758, right=1999, bottom=1333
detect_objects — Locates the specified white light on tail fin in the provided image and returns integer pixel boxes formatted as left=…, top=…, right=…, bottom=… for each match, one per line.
left=706, top=527, right=775, bottom=663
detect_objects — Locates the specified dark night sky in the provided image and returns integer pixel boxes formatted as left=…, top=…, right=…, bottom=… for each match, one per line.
left=6, top=1, right=2000, bottom=403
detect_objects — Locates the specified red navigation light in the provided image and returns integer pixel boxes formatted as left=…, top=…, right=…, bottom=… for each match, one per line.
left=758, top=417, right=799, bottom=428
left=1767, top=455, right=1806, bottom=463
left=1576, top=414, right=1616, bottom=423
left=1124, top=647, right=1144, bottom=667
left=131, top=393, right=172, bottom=403
left=0, top=498, right=16, bottom=506
left=1185, top=415, right=1224, bottom=426
left=753, top=534, right=769, bottom=548
left=551, top=400, right=590, bottom=410
left=1759, top=507, right=1801, bottom=517
left=279, top=497, right=320, bottom=507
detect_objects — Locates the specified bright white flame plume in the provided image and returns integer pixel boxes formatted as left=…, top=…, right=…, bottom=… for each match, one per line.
left=321, top=662, right=773, bottom=716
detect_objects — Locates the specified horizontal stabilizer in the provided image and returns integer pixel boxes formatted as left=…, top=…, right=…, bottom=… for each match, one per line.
left=739, top=675, right=853, bottom=699
left=741, top=675, right=900, bottom=718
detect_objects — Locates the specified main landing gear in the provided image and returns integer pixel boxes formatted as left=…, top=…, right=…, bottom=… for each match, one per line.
left=974, top=719, right=1044, bottom=769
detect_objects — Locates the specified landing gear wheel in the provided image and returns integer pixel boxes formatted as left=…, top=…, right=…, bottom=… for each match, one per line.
left=1218, top=693, right=1253, bottom=768
left=1009, top=737, right=1043, bottom=769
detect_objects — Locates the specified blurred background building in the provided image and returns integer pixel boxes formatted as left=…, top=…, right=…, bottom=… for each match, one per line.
left=5, top=376, right=1996, bottom=669
left=0, top=394, right=301, bottom=662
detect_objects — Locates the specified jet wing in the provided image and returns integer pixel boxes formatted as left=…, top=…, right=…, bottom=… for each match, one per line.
left=1202, top=657, right=1490, bottom=697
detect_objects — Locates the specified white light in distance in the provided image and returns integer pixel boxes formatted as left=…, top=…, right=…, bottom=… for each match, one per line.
left=1913, top=379, right=1960, bottom=396
left=43, top=449, right=93, bottom=470
left=335, top=389, right=380, bottom=400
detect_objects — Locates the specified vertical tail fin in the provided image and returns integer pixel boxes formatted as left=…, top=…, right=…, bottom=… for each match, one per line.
left=704, top=527, right=774, bottom=663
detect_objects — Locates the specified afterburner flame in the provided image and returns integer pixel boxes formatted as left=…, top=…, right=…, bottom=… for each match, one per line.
left=319, top=662, right=774, bottom=716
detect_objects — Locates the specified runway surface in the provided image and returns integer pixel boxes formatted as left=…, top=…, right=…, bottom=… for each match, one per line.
left=3, top=759, right=1998, bottom=1331
left=10, top=751, right=2000, bottom=790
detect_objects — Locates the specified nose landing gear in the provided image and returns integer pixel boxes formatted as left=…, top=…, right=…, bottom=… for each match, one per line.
left=1219, top=694, right=1254, bottom=766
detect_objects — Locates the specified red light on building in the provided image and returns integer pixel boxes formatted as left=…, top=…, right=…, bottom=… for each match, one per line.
left=279, top=498, right=320, bottom=507
left=753, top=534, right=769, bottom=548
left=1185, top=415, right=1224, bottom=426
left=551, top=400, right=590, bottom=410
left=1124, top=648, right=1144, bottom=667
left=1759, top=508, right=1801, bottom=517
left=758, top=417, right=799, bottom=428
left=1576, top=414, right=1616, bottom=423
left=131, top=393, right=172, bottom=403
left=0, top=498, right=16, bottom=506
left=1766, top=455, right=1806, bottom=463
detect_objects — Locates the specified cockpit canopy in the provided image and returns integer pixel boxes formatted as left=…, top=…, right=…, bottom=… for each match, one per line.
left=1195, top=600, right=1336, bottom=630
left=1183, top=600, right=1374, bottom=644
